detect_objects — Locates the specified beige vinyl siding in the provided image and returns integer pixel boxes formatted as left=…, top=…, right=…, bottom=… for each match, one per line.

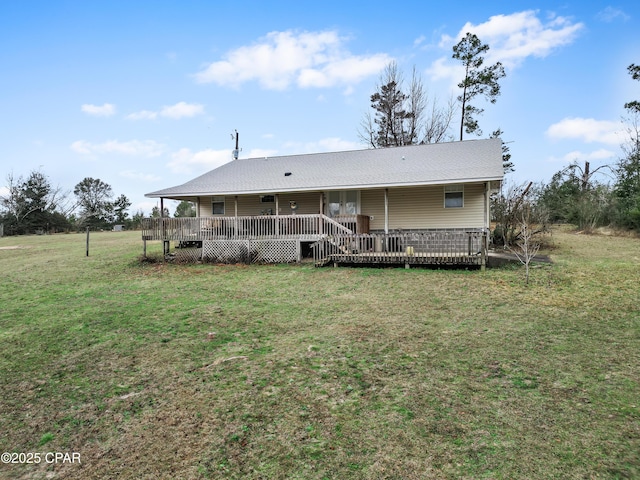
left=361, top=184, right=485, bottom=230
left=198, top=184, right=486, bottom=229
left=360, top=189, right=386, bottom=230
left=199, top=198, right=217, bottom=217
left=198, top=192, right=323, bottom=217
left=273, top=192, right=322, bottom=215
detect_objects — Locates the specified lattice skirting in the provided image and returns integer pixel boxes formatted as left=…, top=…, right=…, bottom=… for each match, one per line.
left=202, top=240, right=299, bottom=264
left=251, top=240, right=298, bottom=263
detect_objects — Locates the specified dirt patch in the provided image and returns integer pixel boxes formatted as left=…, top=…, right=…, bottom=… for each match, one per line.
left=0, top=245, right=28, bottom=250
left=487, top=251, right=552, bottom=267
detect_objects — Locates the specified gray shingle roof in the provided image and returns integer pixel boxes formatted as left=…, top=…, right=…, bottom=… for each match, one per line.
left=146, top=138, right=503, bottom=198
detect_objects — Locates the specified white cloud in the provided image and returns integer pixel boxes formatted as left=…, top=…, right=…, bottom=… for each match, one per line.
left=127, top=102, right=204, bottom=120
left=246, top=148, right=278, bottom=159
left=81, top=103, right=116, bottom=117
left=160, top=102, right=204, bottom=119
left=283, top=137, right=361, bottom=154
left=126, top=110, right=158, bottom=120
left=167, top=148, right=232, bottom=174
left=0, top=186, right=9, bottom=198
left=119, top=170, right=162, bottom=182
left=428, top=10, right=584, bottom=83
left=596, top=7, right=630, bottom=23
left=71, top=139, right=166, bottom=157
left=546, top=117, right=624, bottom=145
left=549, top=148, right=617, bottom=163
left=193, top=30, right=391, bottom=90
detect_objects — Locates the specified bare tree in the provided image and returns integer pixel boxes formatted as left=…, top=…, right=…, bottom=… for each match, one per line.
left=359, top=61, right=454, bottom=147
left=423, top=96, right=456, bottom=144
left=509, top=204, right=541, bottom=286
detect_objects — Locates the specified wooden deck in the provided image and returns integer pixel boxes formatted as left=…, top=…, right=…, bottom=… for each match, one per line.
left=311, top=232, right=486, bottom=268
left=141, top=216, right=486, bottom=268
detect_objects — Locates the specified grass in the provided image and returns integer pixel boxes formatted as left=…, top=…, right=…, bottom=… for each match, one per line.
left=0, top=228, right=638, bottom=479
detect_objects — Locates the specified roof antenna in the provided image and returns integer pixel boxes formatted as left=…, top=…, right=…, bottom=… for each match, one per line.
left=231, top=130, right=241, bottom=160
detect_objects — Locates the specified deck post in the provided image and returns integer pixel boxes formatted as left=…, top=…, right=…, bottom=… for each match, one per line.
left=275, top=194, right=280, bottom=236
left=319, top=193, right=324, bottom=235
left=143, top=238, right=147, bottom=258
left=234, top=196, right=238, bottom=239
left=384, top=188, right=389, bottom=234
left=384, top=188, right=389, bottom=252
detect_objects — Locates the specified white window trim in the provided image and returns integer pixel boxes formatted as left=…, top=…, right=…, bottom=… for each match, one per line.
left=444, top=185, right=464, bottom=209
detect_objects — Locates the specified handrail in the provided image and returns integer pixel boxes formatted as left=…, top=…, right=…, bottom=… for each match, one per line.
left=141, top=214, right=354, bottom=241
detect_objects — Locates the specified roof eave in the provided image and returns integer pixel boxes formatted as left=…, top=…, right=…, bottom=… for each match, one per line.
left=144, top=175, right=504, bottom=198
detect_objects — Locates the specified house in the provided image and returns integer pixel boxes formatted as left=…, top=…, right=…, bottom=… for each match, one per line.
left=143, top=138, right=503, bottom=267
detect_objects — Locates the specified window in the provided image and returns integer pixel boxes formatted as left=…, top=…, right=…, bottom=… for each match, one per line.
left=212, top=196, right=225, bottom=215
left=444, top=185, right=464, bottom=208
left=260, top=195, right=275, bottom=203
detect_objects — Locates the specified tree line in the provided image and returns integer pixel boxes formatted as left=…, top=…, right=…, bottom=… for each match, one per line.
left=0, top=171, right=201, bottom=236
left=0, top=174, right=132, bottom=235
left=361, top=33, right=638, bottom=236
left=493, top=63, right=640, bottom=241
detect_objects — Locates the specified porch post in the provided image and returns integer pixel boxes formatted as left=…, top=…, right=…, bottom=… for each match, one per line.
left=196, top=196, right=201, bottom=217
left=319, top=192, right=324, bottom=235
left=484, top=182, right=489, bottom=230
left=160, top=197, right=167, bottom=254
left=275, top=194, right=280, bottom=236
left=484, top=182, right=490, bottom=251
left=384, top=188, right=389, bottom=234
left=234, top=195, right=238, bottom=239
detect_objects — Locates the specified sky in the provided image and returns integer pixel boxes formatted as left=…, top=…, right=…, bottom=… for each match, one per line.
left=1, top=1, right=639, bottom=216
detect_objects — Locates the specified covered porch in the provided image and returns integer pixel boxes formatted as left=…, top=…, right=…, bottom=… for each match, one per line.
left=141, top=213, right=366, bottom=264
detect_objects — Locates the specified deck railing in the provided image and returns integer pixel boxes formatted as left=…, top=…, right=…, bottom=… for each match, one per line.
left=141, top=214, right=356, bottom=241
left=312, top=231, right=487, bottom=267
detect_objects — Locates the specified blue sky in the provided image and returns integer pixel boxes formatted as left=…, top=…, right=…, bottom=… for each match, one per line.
left=1, top=1, right=639, bottom=215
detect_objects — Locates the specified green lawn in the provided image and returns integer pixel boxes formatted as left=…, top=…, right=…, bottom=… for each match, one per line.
left=0, top=229, right=638, bottom=479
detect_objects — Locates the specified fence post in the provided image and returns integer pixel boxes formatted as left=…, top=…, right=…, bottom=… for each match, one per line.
left=86, top=227, right=90, bottom=257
